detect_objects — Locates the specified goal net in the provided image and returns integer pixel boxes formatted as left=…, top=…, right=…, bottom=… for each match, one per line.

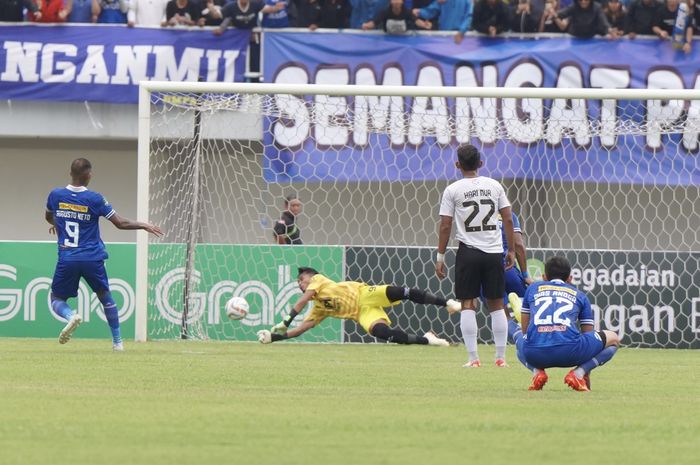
left=136, top=83, right=700, bottom=348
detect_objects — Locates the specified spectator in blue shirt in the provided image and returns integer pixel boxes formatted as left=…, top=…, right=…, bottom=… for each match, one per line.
left=350, top=0, right=389, bottom=28
left=413, top=0, right=473, bottom=42
left=262, top=0, right=289, bottom=26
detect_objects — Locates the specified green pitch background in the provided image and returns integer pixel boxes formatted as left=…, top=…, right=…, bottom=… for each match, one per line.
left=1, top=339, right=698, bottom=465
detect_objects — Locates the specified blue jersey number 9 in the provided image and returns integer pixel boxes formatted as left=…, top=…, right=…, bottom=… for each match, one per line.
left=64, top=221, right=80, bottom=247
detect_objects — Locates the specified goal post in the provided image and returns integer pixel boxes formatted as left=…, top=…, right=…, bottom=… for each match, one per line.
left=136, top=82, right=700, bottom=347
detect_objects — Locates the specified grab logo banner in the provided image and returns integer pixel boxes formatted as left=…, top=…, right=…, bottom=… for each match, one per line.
left=0, top=242, right=136, bottom=338
left=0, top=242, right=344, bottom=342
left=146, top=244, right=345, bottom=341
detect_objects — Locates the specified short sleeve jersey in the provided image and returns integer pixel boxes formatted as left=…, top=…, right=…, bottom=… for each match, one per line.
left=304, top=274, right=363, bottom=323
left=221, top=0, right=264, bottom=28
left=46, top=185, right=116, bottom=262
left=439, top=176, right=511, bottom=253
left=521, top=279, right=595, bottom=347
left=499, top=211, right=522, bottom=257
left=273, top=211, right=302, bottom=244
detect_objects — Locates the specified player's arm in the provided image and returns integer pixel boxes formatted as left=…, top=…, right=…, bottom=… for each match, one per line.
left=270, top=288, right=316, bottom=335
left=45, top=210, right=56, bottom=234
left=578, top=294, right=595, bottom=333
left=499, top=206, right=516, bottom=269
left=513, top=231, right=533, bottom=284
left=520, top=309, right=530, bottom=332
left=436, top=215, right=452, bottom=279
left=283, top=319, right=317, bottom=339
left=108, top=213, right=164, bottom=236
left=259, top=289, right=317, bottom=343
left=273, top=221, right=287, bottom=244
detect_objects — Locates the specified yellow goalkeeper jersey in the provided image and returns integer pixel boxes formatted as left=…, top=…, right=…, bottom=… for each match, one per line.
left=304, top=274, right=363, bottom=323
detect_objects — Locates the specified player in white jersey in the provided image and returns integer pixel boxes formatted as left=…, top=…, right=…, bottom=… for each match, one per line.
left=436, top=144, right=516, bottom=367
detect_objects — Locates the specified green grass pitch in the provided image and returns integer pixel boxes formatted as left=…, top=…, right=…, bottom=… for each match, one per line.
left=1, top=338, right=698, bottom=465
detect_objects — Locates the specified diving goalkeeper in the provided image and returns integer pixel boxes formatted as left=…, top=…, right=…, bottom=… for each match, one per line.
left=257, top=267, right=461, bottom=345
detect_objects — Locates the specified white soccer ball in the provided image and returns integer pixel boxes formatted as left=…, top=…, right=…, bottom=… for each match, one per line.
left=225, top=296, right=249, bottom=320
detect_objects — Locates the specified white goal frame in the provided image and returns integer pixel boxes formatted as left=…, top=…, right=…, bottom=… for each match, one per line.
left=135, top=82, right=700, bottom=342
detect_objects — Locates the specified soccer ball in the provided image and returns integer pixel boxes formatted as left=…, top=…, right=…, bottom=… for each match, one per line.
left=225, top=296, right=249, bottom=320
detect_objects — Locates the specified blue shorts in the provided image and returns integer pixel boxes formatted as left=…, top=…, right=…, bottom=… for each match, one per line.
left=481, top=267, right=528, bottom=306
left=522, top=332, right=606, bottom=369
left=504, top=267, right=527, bottom=301
left=51, top=260, right=110, bottom=299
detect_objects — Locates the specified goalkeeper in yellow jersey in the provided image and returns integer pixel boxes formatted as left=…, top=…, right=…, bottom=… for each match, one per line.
left=257, top=267, right=461, bottom=345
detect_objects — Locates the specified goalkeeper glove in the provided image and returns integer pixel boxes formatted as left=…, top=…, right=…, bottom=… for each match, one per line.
left=271, top=321, right=288, bottom=335
left=257, top=329, right=272, bottom=344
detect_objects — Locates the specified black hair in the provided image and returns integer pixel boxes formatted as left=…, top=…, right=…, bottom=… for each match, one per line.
left=545, top=256, right=572, bottom=281
left=70, top=158, right=92, bottom=178
left=457, top=144, right=481, bottom=171
left=297, top=267, right=319, bottom=277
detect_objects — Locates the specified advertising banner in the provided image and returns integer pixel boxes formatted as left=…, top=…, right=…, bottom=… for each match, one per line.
left=0, top=242, right=344, bottom=343
left=147, top=244, right=344, bottom=342
left=0, top=25, right=250, bottom=104
left=345, top=247, right=700, bottom=348
left=0, top=242, right=136, bottom=339
left=263, top=32, right=700, bottom=186
left=3, top=242, right=697, bottom=347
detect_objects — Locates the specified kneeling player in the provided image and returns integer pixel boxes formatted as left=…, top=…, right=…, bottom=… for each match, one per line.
left=508, top=256, right=620, bottom=391
left=257, top=267, right=461, bottom=346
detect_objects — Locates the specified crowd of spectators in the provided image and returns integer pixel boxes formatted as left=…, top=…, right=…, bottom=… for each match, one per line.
left=0, top=0, right=697, bottom=49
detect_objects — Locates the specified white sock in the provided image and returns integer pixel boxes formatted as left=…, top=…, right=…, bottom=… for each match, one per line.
left=574, top=367, right=586, bottom=378
left=460, top=310, right=479, bottom=361
left=490, top=309, right=507, bottom=360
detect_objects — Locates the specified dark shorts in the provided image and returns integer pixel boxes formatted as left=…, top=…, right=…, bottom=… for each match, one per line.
left=455, top=243, right=504, bottom=300
left=522, top=331, right=607, bottom=368
left=51, top=260, right=110, bottom=299
left=481, top=266, right=528, bottom=306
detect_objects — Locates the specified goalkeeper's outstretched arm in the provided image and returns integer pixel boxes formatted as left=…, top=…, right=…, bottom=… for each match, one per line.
left=258, top=289, right=317, bottom=343
left=258, top=319, right=317, bottom=343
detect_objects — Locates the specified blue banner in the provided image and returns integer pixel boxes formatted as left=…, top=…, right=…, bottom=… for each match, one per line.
left=263, top=32, right=700, bottom=186
left=0, top=25, right=250, bottom=104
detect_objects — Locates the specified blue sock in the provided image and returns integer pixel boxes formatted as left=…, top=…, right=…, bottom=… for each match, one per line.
left=509, top=319, right=536, bottom=372
left=99, top=292, right=122, bottom=344
left=579, top=346, right=618, bottom=374
left=508, top=319, right=520, bottom=342
left=51, top=299, right=74, bottom=321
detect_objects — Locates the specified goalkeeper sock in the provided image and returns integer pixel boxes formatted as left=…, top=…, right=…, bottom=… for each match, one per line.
left=490, top=309, right=507, bottom=360
left=98, top=292, right=122, bottom=344
left=51, top=298, right=74, bottom=321
left=460, top=310, right=479, bottom=361
left=576, top=345, right=618, bottom=377
left=385, top=287, right=447, bottom=306
left=371, top=323, right=428, bottom=345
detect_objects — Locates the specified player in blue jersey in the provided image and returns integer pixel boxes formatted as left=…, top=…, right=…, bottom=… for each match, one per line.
left=45, top=158, right=163, bottom=351
left=484, top=212, right=533, bottom=312
left=501, top=211, right=534, bottom=299
left=508, top=256, right=620, bottom=391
